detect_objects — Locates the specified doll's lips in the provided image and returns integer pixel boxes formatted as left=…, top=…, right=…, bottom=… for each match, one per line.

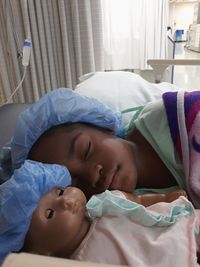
left=72, top=202, right=86, bottom=214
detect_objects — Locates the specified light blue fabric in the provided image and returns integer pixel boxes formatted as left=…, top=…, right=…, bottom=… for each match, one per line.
left=0, top=160, right=71, bottom=262
left=11, top=88, right=123, bottom=169
left=86, top=190, right=194, bottom=227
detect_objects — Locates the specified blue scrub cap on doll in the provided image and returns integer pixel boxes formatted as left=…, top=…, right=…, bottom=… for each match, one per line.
left=0, top=160, right=71, bottom=263
left=11, top=88, right=123, bottom=169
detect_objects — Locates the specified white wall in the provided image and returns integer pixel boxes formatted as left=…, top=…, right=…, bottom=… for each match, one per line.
left=169, top=2, right=196, bottom=40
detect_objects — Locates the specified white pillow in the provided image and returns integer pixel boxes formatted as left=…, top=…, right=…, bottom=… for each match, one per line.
left=75, top=71, right=179, bottom=125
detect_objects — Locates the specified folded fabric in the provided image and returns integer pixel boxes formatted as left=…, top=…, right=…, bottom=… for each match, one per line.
left=0, top=160, right=71, bottom=262
left=0, top=145, right=13, bottom=184
left=79, top=192, right=198, bottom=267
left=11, top=88, right=123, bottom=169
left=163, top=90, right=200, bottom=208
left=86, top=190, right=194, bottom=227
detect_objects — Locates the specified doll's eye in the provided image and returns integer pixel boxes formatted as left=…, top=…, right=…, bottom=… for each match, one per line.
left=57, top=188, right=64, bottom=196
left=46, top=209, right=54, bottom=219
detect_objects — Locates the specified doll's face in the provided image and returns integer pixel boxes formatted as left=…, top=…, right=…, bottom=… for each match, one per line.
left=29, top=123, right=138, bottom=197
left=24, top=186, right=89, bottom=257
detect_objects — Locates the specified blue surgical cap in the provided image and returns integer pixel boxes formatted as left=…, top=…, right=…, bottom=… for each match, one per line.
left=0, top=160, right=71, bottom=262
left=11, top=88, right=123, bottom=169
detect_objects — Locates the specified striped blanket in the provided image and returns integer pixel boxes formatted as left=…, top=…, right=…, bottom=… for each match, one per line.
left=163, top=90, right=200, bottom=208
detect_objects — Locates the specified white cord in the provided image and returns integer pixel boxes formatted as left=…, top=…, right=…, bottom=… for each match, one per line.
left=4, top=0, right=32, bottom=105
left=5, top=67, right=27, bottom=104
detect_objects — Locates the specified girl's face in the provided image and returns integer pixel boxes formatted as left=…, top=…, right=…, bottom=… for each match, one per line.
left=24, top=186, right=90, bottom=257
left=29, top=123, right=138, bottom=197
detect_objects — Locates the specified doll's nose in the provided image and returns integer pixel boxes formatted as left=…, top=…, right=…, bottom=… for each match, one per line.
left=58, top=196, right=77, bottom=213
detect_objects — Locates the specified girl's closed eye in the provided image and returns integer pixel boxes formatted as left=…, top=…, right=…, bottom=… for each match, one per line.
left=83, top=141, right=92, bottom=160
left=46, top=208, right=54, bottom=219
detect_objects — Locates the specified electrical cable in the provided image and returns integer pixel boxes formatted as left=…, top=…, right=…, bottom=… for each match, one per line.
left=5, top=0, right=22, bottom=58
left=5, top=67, right=27, bottom=104
left=23, top=0, right=31, bottom=40
left=5, top=0, right=32, bottom=104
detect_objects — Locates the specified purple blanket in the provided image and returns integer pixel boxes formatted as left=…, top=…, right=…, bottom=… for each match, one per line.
left=163, top=90, right=200, bottom=208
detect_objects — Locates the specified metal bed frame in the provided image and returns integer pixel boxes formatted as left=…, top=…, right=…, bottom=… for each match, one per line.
left=147, top=59, right=200, bottom=83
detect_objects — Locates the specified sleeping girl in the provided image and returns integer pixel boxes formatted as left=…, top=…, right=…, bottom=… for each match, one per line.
left=11, top=88, right=200, bottom=207
left=0, top=160, right=198, bottom=266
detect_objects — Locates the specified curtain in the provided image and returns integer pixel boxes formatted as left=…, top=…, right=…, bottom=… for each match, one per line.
left=102, top=0, right=168, bottom=70
left=0, top=0, right=103, bottom=104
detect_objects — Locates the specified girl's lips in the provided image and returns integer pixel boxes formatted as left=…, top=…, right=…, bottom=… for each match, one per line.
left=109, top=170, right=119, bottom=189
left=103, top=167, right=118, bottom=189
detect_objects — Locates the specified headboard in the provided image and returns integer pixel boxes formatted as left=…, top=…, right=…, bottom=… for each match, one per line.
left=0, top=103, right=32, bottom=148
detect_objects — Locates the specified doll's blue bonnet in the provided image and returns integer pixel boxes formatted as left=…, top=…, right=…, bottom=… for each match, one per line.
left=0, top=160, right=71, bottom=262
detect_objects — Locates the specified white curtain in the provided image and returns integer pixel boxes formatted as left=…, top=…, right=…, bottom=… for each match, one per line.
left=0, top=0, right=103, bottom=104
left=102, top=0, right=168, bottom=70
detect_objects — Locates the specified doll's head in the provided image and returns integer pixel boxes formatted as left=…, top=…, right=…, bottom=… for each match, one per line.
left=23, top=185, right=90, bottom=258
left=0, top=160, right=72, bottom=262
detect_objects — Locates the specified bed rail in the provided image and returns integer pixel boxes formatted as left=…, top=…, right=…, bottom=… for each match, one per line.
left=147, top=59, right=200, bottom=83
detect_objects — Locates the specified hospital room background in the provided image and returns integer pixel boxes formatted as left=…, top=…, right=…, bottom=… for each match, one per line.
left=0, top=0, right=200, bottom=106
left=1, top=1, right=200, bottom=266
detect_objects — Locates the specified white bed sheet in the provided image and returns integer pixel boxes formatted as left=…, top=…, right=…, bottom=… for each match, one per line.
left=75, top=71, right=181, bottom=125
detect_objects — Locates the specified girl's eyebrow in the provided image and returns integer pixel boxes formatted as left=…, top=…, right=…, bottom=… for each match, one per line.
left=69, top=132, right=82, bottom=155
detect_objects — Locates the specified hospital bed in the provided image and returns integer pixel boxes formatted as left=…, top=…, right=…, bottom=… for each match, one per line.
left=147, top=59, right=200, bottom=83
left=0, top=70, right=180, bottom=149
left=1, top=252, right=118, bottom=267
left=1, top=56, right=200, bottom=149
left=0, top=70, right=199, bottom=266
left=0, top=103, right=31, bottom=149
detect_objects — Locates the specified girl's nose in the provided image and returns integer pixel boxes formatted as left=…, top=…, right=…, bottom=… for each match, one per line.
left=90, top=164, right=103, bottom=188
